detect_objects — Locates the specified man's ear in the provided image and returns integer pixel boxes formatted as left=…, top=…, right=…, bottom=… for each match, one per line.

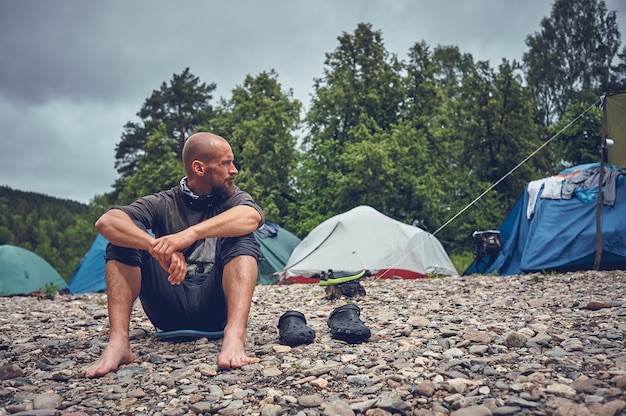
left=192, top=160, right=205, bottom=175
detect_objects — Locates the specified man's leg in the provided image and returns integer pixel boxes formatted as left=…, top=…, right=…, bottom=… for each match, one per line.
left=217, top=255, right=258, bottom=369
left=85, top=261, right=140, bottom=378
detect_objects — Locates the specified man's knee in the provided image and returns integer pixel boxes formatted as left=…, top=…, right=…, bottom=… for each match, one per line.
left=218, top=234, right=262, bottom=267
left=105, top=243, right=145, bottom=268
left=225, top=255, right=258, bottom=272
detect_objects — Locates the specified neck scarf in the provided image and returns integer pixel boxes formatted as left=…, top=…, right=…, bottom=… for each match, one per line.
left=180, top=177, right=207, bottom=199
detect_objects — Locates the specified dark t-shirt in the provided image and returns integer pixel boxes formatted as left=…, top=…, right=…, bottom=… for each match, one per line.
left=113, top=185, right=264, bottom=274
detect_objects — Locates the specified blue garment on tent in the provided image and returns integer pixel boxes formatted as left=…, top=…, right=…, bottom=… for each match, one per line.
left=464, top=164, right=626, bottom=275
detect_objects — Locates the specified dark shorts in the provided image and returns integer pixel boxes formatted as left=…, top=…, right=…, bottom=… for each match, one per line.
left=104, top=230, right=261, bottom=332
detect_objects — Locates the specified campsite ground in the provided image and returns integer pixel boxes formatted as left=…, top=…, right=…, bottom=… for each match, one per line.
left=1, top=271, right=625, bottom=415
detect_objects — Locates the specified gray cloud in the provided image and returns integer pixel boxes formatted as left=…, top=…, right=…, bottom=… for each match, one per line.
left=0, top=0, right=624, bottom=203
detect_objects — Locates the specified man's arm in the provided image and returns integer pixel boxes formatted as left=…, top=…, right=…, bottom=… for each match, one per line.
left=192, top=204, right=263, bottom=238
left=150, top=205, right=261, bottom=256
left=149, top=205, right=262, bottom=284
left=95, top=208, right=188, bottom=284
left=95, top=209, right=154, bottom=250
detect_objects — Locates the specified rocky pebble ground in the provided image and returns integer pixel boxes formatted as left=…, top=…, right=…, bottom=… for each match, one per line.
left=1, top=271, right=625, bottom=416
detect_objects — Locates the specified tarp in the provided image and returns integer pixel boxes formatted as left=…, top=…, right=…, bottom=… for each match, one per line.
left=67, top=223, right=300, bottom=293
left=0, top=245, right=67, bottom=296
left=464, top=164, right=626, bottom=276
left=280, top=205, right=458, bottom=281
left=606, top=91, right=626, bottom=168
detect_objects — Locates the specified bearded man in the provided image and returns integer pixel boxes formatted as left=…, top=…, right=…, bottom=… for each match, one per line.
left=85, top=132, right=264, bottom=377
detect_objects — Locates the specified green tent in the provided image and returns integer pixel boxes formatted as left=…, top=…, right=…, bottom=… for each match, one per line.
left=254, top=223, right=301, bottom=285
left=0, top=245, right=67, bottom=296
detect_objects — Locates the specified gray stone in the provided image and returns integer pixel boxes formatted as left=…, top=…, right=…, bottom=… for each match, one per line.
left=32, top=393, right=63, bottom=410
left=261, top=404, right=285, bottom=416
left=450, top=405, right=492, bottom=416
left=414, top=380, right=436, bottom=397
left=503, top=332, right=527, bottom=348
left=490, top=406, right=522, bottom=415
left=0, top=363, right=23, bottom=380
left=298, top=394, right=323, bottom=407
left=322, top=400, right=354, bottom=416
left=1, top=272, right=625, bottom=416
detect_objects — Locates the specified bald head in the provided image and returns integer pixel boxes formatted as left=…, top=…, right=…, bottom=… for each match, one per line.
left=182, top=132, right=228, bottom=176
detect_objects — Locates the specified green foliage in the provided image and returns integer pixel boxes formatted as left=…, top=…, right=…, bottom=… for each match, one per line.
left=207, top=70, right=302, bottom=226
left=0, top=186, right=100, bottom=281
left=523, top=0, right=622, bottom=125
left=427, top=269, right=440, bottom=279
left=0, top=226, right=13, bottom=245
left=299, top=23, right=405, bottom=226
left=117, top=126, right=185, bottom=205
left=113, top=68, right=216, bottom=195
left=450, top=251, right=475, bottom=275
left=530, top=274, right=545, bottom=283
left=549, top=103, right=603, bottom=168
left=38, top=282, right=59, bottom=300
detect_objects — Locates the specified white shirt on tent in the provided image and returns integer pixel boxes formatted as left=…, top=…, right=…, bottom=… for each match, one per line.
left=526, top=176, right=565, bottom=219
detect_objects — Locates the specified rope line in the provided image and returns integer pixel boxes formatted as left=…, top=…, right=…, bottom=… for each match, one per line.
left=432, top=98, right=601, bottom=237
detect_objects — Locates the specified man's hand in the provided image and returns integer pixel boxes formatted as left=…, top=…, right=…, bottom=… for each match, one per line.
left=166, top=251, right=187, bottom=284
left=150, top=232, right=195, bottom=285
left=151, top=250, right=187, bottom=285
left=150, top=231, right=195, bottom=258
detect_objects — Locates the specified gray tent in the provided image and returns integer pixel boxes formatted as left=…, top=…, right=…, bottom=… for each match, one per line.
left=281, top=206, right=458, bottom=282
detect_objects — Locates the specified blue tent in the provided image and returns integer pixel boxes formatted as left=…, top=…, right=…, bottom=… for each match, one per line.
left=465, top=163, right=626, bottom=276
left=67, top=233, right=108, bottom=293
left=67, top=223, right=300, bottom=293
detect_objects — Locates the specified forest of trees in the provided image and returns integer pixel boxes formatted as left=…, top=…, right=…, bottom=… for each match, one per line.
left=2, top=0, right=625, bottom=280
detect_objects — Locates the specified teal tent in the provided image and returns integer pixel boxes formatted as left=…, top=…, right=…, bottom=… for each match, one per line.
left=0, top=245, right=67, bottom=296
left=254, top=223, right=301, bottom=284
left=68, top=223, right=300, bottom=293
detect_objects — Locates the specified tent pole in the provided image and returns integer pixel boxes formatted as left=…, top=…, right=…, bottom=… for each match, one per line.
left=594, top=95, right=608, bottom=270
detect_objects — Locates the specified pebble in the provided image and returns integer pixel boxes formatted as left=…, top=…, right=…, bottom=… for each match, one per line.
left=1, top=271, right=625, bottom=415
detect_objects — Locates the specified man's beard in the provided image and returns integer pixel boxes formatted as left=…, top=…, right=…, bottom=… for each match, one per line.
left=212, top=180, right=236, bottom=200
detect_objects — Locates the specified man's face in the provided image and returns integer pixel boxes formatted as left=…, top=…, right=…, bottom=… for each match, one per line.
left=206, top=146, right=238, bottom=199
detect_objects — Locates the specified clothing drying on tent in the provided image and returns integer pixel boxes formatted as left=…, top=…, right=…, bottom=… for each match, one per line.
left=68, top=223, right=300, bottom=293
left=465, top=163, right=626, bottom=276
left=0, top=245, right=67, bottom=296
left=280, top=205, right=458, bottom=283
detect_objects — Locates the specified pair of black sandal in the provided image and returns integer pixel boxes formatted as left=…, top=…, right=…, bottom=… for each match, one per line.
left=277, top=304, right=371, bottom=346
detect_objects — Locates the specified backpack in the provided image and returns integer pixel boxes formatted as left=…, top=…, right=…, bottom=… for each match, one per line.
left=472, top=230, right=503, bottom=264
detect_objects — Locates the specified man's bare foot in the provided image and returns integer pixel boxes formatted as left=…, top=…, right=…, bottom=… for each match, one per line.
left=217, top=331, right=252, bottom=369
left=85, top=342, right=135, bottom=378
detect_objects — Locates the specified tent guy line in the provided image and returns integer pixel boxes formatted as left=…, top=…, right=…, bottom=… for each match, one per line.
left=432, top=98, right=602, bottom=238
left=464, top=162, right=626, bottom=276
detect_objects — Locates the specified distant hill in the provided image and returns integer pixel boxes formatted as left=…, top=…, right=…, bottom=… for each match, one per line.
left=0, top=186, right=96, bottom=280
left=0, top=186, right=88, bottom=212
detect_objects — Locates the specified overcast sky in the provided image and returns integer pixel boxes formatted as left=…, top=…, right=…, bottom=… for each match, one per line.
left=1, top=1, right=625, bottom=204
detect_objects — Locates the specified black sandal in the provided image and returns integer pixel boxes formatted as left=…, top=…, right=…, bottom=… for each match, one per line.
left=327, top=304, right=371, bottom=344
left=277, top=311, right=315, bottom=346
